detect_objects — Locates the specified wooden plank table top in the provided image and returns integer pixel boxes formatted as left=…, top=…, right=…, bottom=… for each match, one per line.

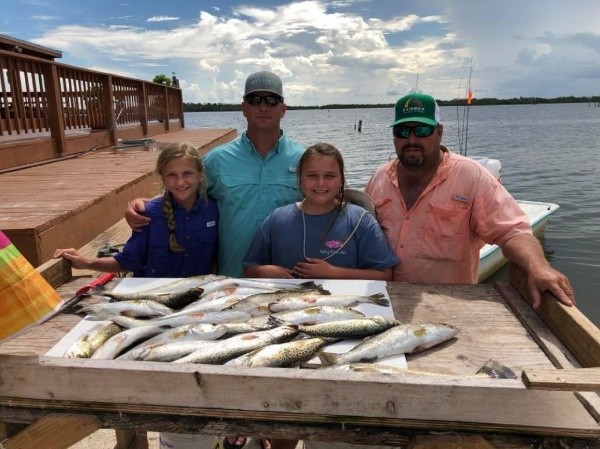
left=1, top=277, right=599, bottom=448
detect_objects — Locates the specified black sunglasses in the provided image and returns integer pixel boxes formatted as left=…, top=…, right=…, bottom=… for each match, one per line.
left=244, top=94, right=282, bottom=107
left=393, top=124, right=437, bottom=139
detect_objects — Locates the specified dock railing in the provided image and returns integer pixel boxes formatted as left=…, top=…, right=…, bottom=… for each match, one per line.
left=0, top=49, right=183, bottom=170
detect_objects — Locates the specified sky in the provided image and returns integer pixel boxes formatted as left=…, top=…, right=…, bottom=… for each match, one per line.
left=2, top=0, right=600, bottom=106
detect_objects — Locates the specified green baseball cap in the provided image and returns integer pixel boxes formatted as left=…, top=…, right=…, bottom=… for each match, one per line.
left=391, top=93, right=440, bottom=127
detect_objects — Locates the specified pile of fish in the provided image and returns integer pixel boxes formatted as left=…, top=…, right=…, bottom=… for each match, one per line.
left=64, top=275, right=460, bottom=370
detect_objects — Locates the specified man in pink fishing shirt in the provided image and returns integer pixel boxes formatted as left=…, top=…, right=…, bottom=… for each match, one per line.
left=365, top=93, right=574, bottom=310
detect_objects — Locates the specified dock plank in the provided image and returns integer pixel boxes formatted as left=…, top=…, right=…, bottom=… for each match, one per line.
left=522, top=368, right=600, bottom=391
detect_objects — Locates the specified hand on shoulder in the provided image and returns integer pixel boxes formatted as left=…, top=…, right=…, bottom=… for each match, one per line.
left=125, top=198, right=151, bottom=231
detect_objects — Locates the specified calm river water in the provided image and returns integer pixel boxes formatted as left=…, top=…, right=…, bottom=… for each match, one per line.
left=185, top=103, right=600, bottom=326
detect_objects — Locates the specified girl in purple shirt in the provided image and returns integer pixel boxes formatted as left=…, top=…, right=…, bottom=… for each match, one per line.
left=53, top=142, right=218, bottom=277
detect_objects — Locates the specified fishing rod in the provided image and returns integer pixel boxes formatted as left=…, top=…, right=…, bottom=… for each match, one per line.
left=457, top=58, right=475, bottom=156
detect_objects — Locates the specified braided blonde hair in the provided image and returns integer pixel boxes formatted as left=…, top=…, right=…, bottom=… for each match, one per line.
left=155, top=142, right=206, bottom=252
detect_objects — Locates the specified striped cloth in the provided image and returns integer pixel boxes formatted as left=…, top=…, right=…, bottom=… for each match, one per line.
left=0, top=230, right=61, bottom=341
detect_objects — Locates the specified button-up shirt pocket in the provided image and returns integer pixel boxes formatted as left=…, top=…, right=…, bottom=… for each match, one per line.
left=420, top=203, right=470, bottom=262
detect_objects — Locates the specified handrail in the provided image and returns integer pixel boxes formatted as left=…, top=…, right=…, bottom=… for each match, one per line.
left=0, top=48, right=183, bottom=166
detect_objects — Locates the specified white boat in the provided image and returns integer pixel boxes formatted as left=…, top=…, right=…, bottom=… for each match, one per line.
left=477, top=200, right=560, bottom=282
left=469, top=157, right=560, bottom=282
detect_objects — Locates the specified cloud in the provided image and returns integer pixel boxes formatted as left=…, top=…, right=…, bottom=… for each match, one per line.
left=147, top=16, right=180, bottom=23
left=30, top=15, right=57, bottom=21
left=26, top=0, right=600, bottom=104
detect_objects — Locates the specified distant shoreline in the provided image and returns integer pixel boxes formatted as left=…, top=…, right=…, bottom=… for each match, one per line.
left=184, top=96, right=600, bottom=112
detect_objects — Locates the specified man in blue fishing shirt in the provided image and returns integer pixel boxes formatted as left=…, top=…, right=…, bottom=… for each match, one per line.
left=125, top=71, right=304, bottom=277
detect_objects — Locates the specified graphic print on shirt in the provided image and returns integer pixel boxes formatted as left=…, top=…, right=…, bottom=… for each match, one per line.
left=319, top=239, right=347, bottom=259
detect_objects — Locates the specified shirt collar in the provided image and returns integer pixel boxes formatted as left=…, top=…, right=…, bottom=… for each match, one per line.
left=172, top=194, right=205, bottom=213
left=242, top=130, right=284, bottom=155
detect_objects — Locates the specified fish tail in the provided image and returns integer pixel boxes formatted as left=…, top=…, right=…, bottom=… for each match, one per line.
left=267, top=316, right=287, bottom=328
left=316, top=351, right=338, bottom=366
left=369, top=293, right=390, bottom=306
left=476, top=359, right=517, bottom=379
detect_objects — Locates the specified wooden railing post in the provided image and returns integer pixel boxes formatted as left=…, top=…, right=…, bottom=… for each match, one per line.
left=41, top=63, right=66, bottom=155
left=139, top=82, right=148, bottom=136
left=178, top=87, right=185, bottom=128
left=103, top=75, right=116, bottom=145
left=163, top=85, right=170, bottom=132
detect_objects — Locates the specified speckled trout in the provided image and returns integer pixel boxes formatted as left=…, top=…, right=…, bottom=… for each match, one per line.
left=99, top=286, right=203, bottom=309
left=91, top=325, right=165, bottom=359
left=267, top=292, right=389, bottom=313
left=173, top=325, right=299, bottom=365
left=317, top=323, right=459, bottom=366
left=331, top=359, right=517, bottom=379
left=226, top=336, right=336, bottom=368
left=230, top=285, right=331, bottom=316
left=80, top=299, right=174, bottom=318
left=249, top=306, right=365, bottom=326
left=286, top=316, right=401, bottom=339
left=65, top=322, right=123, bottom=358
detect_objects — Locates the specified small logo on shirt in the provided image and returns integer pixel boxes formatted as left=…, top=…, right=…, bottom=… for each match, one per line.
left=325, top=240, right=343, bottom=249
left=289, top=166, right=298, bottom=173
left=453, top=193, right=469, bottom=203
left=206, top=221, right=216, bottom=227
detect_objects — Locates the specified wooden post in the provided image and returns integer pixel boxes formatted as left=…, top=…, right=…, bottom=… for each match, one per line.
left=139, top=82, right=148, bottom=137
left=357, top=120, right=362, bottom=132
left=163, top=85, right=170, bottom=132
left=41, top=63, right=66, bottom=155
left=104, top=75, right=117, bottom=145
left=115, top=429, right=149, bottom=449
left=178, top=86, right=185, bottom=129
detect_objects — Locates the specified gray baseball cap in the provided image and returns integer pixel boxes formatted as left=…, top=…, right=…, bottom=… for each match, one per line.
left=244, top=71, right=283, bottom=99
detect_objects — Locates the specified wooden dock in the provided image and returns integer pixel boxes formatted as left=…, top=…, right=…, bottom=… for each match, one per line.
left=0, top=128, right=236, bottom=267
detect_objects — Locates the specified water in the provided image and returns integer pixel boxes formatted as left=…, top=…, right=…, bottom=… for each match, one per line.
left=185, top=104, right=600, bottom=326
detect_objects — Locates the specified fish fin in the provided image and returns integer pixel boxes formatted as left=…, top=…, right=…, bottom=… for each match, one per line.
left=316, top=351, right=338, bottom=366
left=243, top=348, right=264, bottom=357
left=316, top=285, right=331, bottom=295
left=298, top=281, right=318, bottom=289
left=476, top=359, right=517, bottom=379
left=294, top=332, right=315, bottom=340
left=355, top=355, right=379, bottom=363
left=321, top=337, right=342, bottom=345
left=369, top=293, right=390, bottom=307
left=253, top=305, right=270, bottom=316
left=101, top=293, right=121, bottom=302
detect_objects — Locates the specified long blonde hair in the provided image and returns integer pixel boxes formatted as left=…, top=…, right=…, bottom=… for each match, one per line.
left=156, top=142, right=206, bottom=252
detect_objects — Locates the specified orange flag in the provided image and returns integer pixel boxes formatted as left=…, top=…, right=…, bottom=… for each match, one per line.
left=467, top=90, right=473, bottom=105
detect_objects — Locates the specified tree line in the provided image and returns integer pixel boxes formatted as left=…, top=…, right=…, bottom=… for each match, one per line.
left=183, top=96, right=600, bottom=112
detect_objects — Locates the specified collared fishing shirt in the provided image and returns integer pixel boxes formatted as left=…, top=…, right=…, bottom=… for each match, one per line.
left=115, top=196, right=218, bottom=277
left=204, top=131, right=304, bottom=277
left=365, top=147, right=531, bottom=283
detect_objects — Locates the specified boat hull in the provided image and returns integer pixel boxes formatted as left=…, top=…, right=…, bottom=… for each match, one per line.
left=477, top=200, right=560, bottom=282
